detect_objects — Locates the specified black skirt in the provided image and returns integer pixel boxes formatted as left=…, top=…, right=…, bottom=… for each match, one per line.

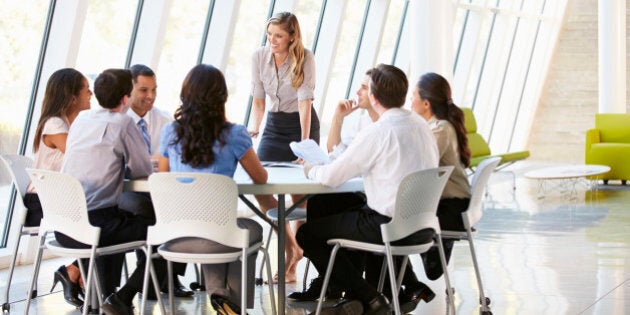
left=257, top=107, right=320, bottom=162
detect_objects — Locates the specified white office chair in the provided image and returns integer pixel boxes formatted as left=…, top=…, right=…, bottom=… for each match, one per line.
left=441, top=156, right=501, bottom=315
left=0, top=154, right=35, bottom=312
left=25, top=169, right=147, bottom=315
left=140, top=172, right=276, bottom=315
left=315, top=166, right=456, bottom=315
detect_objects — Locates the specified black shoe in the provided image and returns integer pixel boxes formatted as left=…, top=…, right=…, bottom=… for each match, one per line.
left=162, top=279, right=194, bottom=298
left=102, top=293, right=133, bottom=315
left=287, top=277, right=343, bottom=301
left=364, top=293, right=391, bottom=315
left=51, top=265, right=83, bottom=308
left=311, top=299, right=363, bottom=315
left=210, top=294, right=249, bottom=315
left=399, top=282, right=435, bottom=313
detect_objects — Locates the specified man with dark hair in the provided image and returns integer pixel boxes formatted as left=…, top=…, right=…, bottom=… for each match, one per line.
left=121, top=64, right=193, bottom=298
left=61, top=68, right=167, bottom=314
left=297, top=64, right=440, bottom=314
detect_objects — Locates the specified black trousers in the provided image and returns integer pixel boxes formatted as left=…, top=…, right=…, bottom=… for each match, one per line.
left=119, top=191, right=187, bottom=281
left=55, top=206, right=167, bottom=296
left=23, top=193, right=43, bottom=227
left=419, top=197, right=470, bottom=280
left=297, top=204, right=434, bottom=303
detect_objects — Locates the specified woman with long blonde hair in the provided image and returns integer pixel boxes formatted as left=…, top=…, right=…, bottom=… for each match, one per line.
left=249, top=11, right=318, bottom=283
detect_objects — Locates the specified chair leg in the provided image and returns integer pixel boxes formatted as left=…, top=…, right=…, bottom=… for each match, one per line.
left=315, top=244, right=341, bottom=315
left=24, top=235, right=46, bottom=315
left=257, top=226, right=274, bottom=285
left=466, top=231, right=491, bottom=312
left=167, top=261, right=175, bottom=315
left=2, top=227, right=24, bottom=311
left=241, top=248, right=247, bottom=315
left=302, top=259, right=311, bottom=292
left=384, top=245, right=401, bottom=315
left=140, top=246, right=152, bottom=315
left=261, top=247, right=277, bottom=315
left=82, top=247, right=99, bottom=315
left=122, top=255, right=130, bottom=281
left=436, top=236, right=456, bottom=314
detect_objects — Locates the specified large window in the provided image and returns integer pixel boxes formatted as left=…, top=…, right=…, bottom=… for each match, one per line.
left=452, top=0, right=566, bottom=153
left=0, top=0, right=49, bottom=246
left=75, top=0, right=136, bottom=80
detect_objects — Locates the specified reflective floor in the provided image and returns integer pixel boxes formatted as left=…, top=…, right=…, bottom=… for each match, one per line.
left=1, top=160, right=629, bottom=314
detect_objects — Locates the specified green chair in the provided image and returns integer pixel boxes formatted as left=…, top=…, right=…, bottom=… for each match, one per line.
left=463, top=107, right=530, bottom=171
left=585, top=113, right=630, bottom=185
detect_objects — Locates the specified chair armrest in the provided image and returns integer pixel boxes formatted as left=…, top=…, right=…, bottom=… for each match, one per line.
left=585, top=128, right=600, bottom=151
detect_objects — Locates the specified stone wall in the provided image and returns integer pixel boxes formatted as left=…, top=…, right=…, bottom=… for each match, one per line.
left=528, top=0, right=630, bottom=163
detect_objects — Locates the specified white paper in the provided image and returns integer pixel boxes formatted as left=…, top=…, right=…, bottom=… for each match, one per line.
left=289, top=139, right=331, bottom=164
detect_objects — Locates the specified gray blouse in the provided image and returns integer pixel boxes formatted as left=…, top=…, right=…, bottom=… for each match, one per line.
left=251, top=46, right=315, bottom=113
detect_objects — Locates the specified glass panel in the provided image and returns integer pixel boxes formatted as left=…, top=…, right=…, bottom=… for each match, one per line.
left=374, top=1, right=405, bottom=65
left=294, top=0, right=323, bottom=50
left=155, top=1, right=210, bottom=117
left=75, top=0, right=136, bottom=80
left=0, top=0, right=49, bottom=246
left=318, top=0, right=368, bottom=140
left=224, top=0, right=271, bottom=125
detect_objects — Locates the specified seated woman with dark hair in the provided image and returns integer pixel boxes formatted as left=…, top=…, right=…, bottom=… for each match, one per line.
left=157, top=64, right=274, bottom=313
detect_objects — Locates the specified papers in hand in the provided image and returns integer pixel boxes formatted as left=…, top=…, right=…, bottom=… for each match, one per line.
left=290, top=139, right=330, bottom=164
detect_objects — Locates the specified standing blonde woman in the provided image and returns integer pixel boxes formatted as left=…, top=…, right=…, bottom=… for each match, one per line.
left=249, top=11, right=319, bottom=283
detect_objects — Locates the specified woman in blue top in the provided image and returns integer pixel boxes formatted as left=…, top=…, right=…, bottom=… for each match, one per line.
left=157, top=64, right=272, bottom=312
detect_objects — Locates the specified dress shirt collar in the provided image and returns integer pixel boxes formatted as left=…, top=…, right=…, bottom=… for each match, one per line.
left=127, top=109, right=152, bottom=126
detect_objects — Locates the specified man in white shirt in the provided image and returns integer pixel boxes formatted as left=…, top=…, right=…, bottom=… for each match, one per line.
left=296, top=64, right=439, bottom=314
left=60, top=69, right=167, bottom=314
left=289, top=69, right=377, bottom=302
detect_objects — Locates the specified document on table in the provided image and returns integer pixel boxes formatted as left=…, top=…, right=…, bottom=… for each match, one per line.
left=289, top=139, right=331, bottom=164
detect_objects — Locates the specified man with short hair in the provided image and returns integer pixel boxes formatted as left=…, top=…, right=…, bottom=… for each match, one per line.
left=297, top=64, right=439, bottom=314
left=61, top=68, right=167, bottom=314
left=121, top=64, right=193, bottom=298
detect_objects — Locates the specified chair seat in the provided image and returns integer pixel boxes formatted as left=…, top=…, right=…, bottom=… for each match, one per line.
left=21, top=226, right=39, bottom=235
left=46, top=239, right=146, bottom=258
left=157, top=241, right=262, bottom=264
left=441, top=229, right=477, bottom=240
left=327, top=238, right=434, bottom=256
left=266, top=207, right=306, bottom=221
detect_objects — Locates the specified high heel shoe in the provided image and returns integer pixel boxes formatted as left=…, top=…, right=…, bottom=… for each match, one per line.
left=210, top=294, right=249, bottom=315
left=51, top=265, right=83, bottom=308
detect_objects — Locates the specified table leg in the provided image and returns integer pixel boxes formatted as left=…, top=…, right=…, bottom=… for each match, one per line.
left=277, top=194, right=286, bottom=314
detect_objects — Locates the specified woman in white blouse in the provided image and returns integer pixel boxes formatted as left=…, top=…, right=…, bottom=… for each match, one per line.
left=24, top=68, right=92, bottom=308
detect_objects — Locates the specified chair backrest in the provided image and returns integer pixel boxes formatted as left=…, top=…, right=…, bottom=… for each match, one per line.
left=465, top=157, right=501, bottom=227
left=147, top=172, right=248, bottom=249
left=462, top=108, right=492, bottom=158
left=0, top=154, right=33, bottom=199
left=26, top=169, right=100, bottom=245
left=595, top=113, right=630, bottom=143
left=381, top=166, right=453, bottom=243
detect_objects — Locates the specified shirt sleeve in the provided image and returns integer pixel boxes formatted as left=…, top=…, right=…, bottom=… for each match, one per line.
left=251, top=49, right=266, bottom=99
left=310, top=128, right=377, bottom=187
left=297, top=50, right=316, bottom=101
left=42, top=117, right=69, bottom=135
left=229, top=124, right=253, bottom=160
left=159, top=122, right=175, bottom=158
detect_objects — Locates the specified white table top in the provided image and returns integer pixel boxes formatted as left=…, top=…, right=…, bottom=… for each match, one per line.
left=524, top=164, right=611, bottom=180
left=124, top=165, right=364, bottom=195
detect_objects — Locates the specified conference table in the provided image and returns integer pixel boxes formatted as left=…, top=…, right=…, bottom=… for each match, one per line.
left=124, top=164, right=364, bottom=314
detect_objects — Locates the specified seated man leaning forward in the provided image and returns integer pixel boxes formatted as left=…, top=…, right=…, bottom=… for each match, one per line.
left=297, top=64, right=439, bottom=315
left=60, top=68, right=167, bottom=315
